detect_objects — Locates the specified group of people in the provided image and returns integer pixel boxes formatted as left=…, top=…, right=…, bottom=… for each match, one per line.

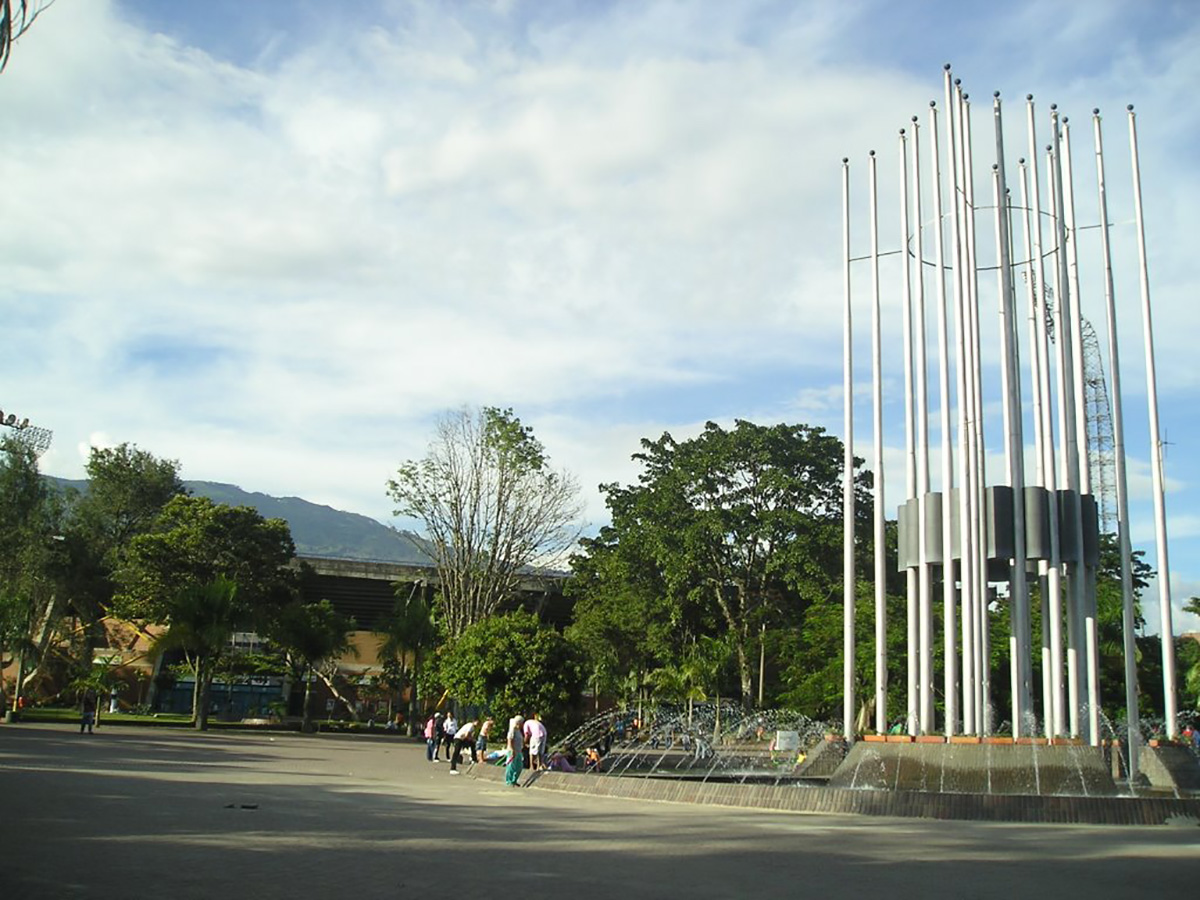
left=423, top=712, right=495, bottom=774
left=422, top=710, right=550, bottom=786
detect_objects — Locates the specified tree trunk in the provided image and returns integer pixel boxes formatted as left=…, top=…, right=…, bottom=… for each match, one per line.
left=195, top=656, right=212, bottom=731
left=301, top=668, right=313, bottom=732
left=314, top=667, right=360, bottom=721
left=734, top=641, right=752, bottom=707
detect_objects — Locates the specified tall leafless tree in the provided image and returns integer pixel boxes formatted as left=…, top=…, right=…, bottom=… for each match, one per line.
left=1, top=1, right=54, bottom=73
left=388, top=407, right=584, bottom=639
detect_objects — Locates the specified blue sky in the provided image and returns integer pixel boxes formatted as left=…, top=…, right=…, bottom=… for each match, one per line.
left=1, top=1, right=1197, bottom=634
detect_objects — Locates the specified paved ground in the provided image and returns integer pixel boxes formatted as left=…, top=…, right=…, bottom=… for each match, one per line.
left=1, top=722, right=1197, bottom=899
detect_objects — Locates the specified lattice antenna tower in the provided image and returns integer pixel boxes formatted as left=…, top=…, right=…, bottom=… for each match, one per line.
left=1042, top=289, right=1118, bottom=535
left=1081, top=320, right=1117, bottom=534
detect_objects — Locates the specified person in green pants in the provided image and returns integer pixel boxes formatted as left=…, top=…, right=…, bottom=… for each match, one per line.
left=505, top=715, right=525, bottom=787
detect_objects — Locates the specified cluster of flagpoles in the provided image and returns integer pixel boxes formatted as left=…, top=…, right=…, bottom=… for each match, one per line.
left=840, top=66, right=1177, bottom=783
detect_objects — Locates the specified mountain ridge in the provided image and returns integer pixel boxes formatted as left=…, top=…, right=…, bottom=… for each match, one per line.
left=48, top=477, right=434, bottom=565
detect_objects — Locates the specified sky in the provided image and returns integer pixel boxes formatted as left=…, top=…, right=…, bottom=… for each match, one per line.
left=1, top=0, right=1198, bottom=634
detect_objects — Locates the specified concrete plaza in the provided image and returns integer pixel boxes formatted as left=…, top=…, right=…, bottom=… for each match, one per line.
left=1, top=722, right=1197, bottom=899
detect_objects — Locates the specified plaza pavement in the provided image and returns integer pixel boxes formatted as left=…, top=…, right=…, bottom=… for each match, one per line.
left=0, top=722, right=1197, bottom=899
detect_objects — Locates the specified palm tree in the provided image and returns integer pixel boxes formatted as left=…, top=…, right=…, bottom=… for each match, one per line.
left=149, top=577, right=240, bottom=731
left=378, top=582, right=437, bottom=735
left=271, top=599, right=354, bottom=732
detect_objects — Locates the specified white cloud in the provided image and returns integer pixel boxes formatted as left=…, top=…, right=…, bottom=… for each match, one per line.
left=1, top=0, right=1197, bottom=633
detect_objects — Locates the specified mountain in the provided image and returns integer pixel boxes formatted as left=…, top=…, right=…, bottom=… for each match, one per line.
left=47, top=477, right=434, bottom=565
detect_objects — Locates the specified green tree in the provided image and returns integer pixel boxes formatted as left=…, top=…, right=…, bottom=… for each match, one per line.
left=430, top=609, right=583, bottom=731
left=0, top=435, right=66, bottom=713
left=575, top=420, right=867, bottom=707
left=148, top=577, right=242, bottom=730
left=114, top=494, right=296, bottom=624
left=114, top=495, right=297, bottom=728
left=270, top=598, right=354, bottom=731
left=377, top=581, right=438, bottom=734
left=387, top=406, right=584, bottom=638
left=1181, top=596, right=1200, bottom=713
left=566, top=525, right=681, bottom=709
left=61, top=443, right=185, bottom=644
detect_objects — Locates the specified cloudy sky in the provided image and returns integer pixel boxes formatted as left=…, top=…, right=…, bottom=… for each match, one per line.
left=2, top=0, right=1197, bottom=633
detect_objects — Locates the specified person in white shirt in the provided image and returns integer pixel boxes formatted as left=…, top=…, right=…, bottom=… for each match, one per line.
left=441, top=714, right=458, bottom=761
left=449, top=720, right=477, bottom=773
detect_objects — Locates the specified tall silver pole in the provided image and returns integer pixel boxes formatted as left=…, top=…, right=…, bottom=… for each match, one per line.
left=1093, top=108, right=1140, bottom=781
left=1027, top=96, right=1066, bottom=737
left=870, top=150, right=888, bottom=735
left=1050, top=107, right=1085, bottom=739
left=1019, top=158, right=1054, bottom=736
left=962, top=93, right=989, bottom=734
left=930, top=98, right=958, bottom=736
left=1061, top=118, right=1102, bottom=745
left=900, top=130, right=919, bottom=735
left=994, top=93, right=1032, bottom=737
left=912, top=117, right=936, bottom=733
left=947, top=73, right=975, bottom=736
left=1128, top=105, right=1178, bottom=739
left=842, top=158, right=857, bottom=742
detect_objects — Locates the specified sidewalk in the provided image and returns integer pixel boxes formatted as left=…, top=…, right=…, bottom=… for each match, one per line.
left=1, top=723, right=1197, bottom=899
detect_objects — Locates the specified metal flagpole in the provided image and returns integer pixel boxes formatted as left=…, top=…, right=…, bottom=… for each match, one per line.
left=1050, top=107, right=1085, bottom=739
left=843, top=157, right=857, bottom=742
left=961, top=93, right=989, bottom=734
left=947, top=72, right=975, bottom=735
left=1092, top=108, right=1140, bottom=780
left=930, top=98, right=958, bottom=736
left=993, top=92, right=1032, bottom=737
left=1127, top=105, right=1178, bottom=739
left=912, top=117, right=936, bottom=733
left=870, top=150, right=888, bottom=736
left=1027, top=96, right=1066, bottom=738
left=1061, top=118, right=1101, bottom=745
left=900, top=130, right=919, bottom=736
left=1018, top=157, right=1054, bottom=735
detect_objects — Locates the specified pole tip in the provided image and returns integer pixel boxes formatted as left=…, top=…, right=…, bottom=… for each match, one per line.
left=1050, top=103, right=1058, bottom=111
left=992, top=164, right=998, bottom=171
left=912, top=115, right=918, bottom=123
left=1027, top=93, right=1034, bottom=101
left=1063, top=115, right=1069, bottom=123
left=929, top=100, right=937, bottom=108
left=1018, top=157, right=1025, bottom=164
left=994, top=90, right=1001, bottom=98
left=944, top=63, right=952, bottom=71
left=963, top=92, right=969, bottom=100
left=955, top=78, right=962, bottom=86
left=842, top=157, right=849, bottom=164
left=900, top=127, right=906, bottom=135
left=1127, top=104, right=1135, bottom=111
left=869, top=150, right=875, bottom=157
left=1046, top=144, right=1052, bottom=152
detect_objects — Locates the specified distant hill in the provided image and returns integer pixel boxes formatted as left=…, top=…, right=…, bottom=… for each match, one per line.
left=47, top=477, right=434, bottom=565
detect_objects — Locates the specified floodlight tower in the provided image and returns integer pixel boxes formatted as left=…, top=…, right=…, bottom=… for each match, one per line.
left=0, top=406, right=53, bottom=457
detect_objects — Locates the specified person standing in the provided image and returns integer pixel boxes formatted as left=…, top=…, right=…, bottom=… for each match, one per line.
left=524, top=714, right=548, bottom=771
left=80, top=693, right=96, bottom=734
left=449, top=719, right=477, bottom=774
left=425, top=712, right=443, bottom=761
left=505, top=715, right=525, bottom=787
left=440, top=712, right=458, bottom=761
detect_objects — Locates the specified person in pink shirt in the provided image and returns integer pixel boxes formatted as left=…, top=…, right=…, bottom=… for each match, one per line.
left=523, top=714, right=548, bottom=770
